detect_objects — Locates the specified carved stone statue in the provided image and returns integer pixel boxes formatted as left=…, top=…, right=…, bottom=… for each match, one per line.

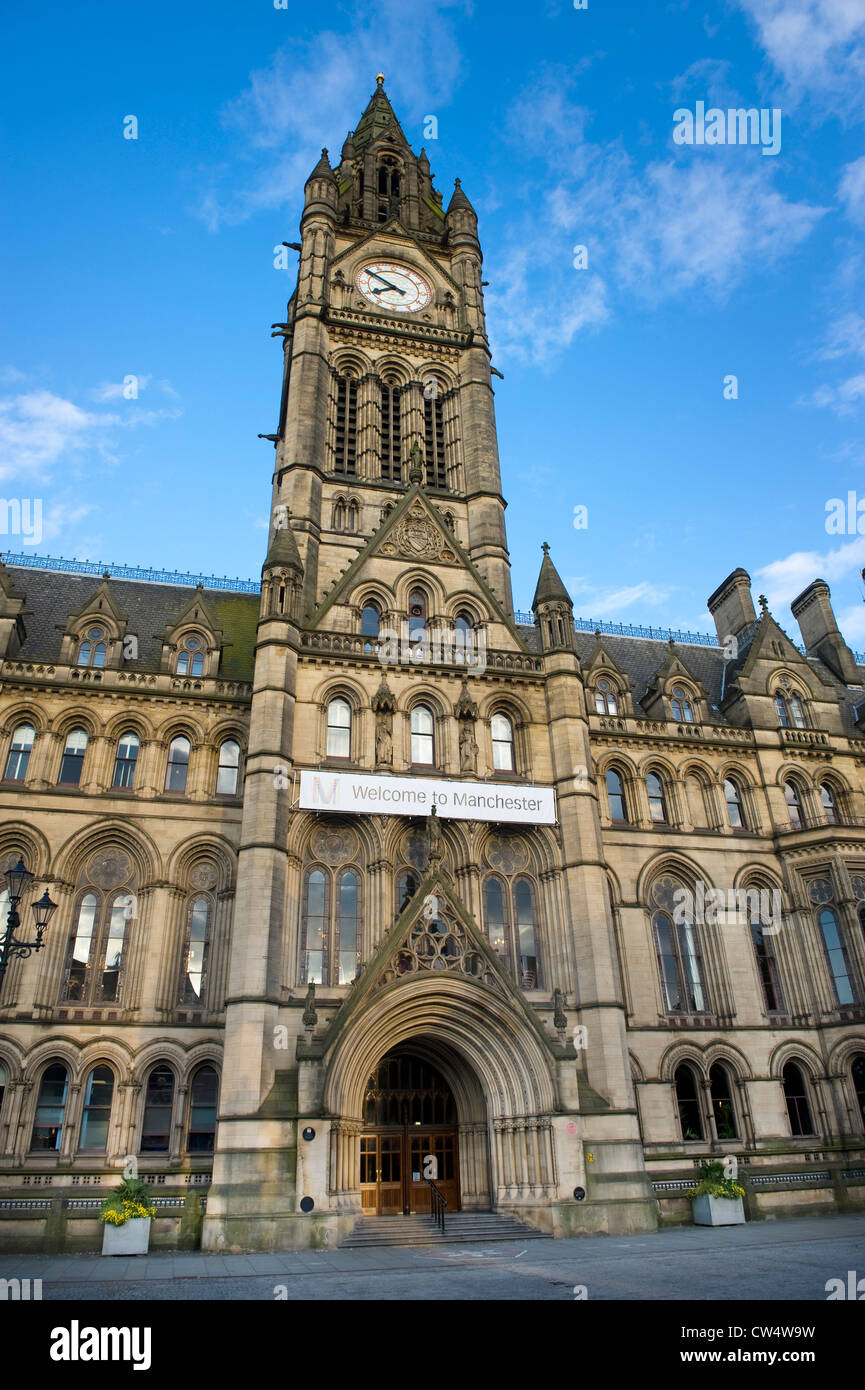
left=459, top=722, right=478, bottom=774
left=425, top=806, right=443, bottom=866
left=375, top=717, right=392, bottom=766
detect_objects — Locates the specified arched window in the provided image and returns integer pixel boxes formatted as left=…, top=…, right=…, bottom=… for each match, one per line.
left=491, top=713, right=515, bottom=772
left=653, top=909, right=707, bottom=1013
left=216, top=738, right=240, bottom=795
left=410, top=704, right=434, bottom=765
left=483, top=877, right=510, bottom=970
left=141, top=1064, right=175, bottom=1153
left=176, top=636, right=204, bottom=677
left=333, top=498, right=346, bottom=530
left=63, top=892, right=129, bottom=1004
left=454, top=611, right=472, bottom=636
left=423, top=389, right=446, bottom=488
left=112, top=731, right=140, bottom=789
left=180, top=896, right=211, bottom=1005
left=80, top=1065, right=115, bottom=1151
left=784, top=780, right=803, bottom=829
left=78, top=627, right=106, bottom=668
left=674, top=1064, right=703, bottom=1141
left=30, top=1062, right=68, bottom=1151
left=4, top=722, right=35, bottom=781
left=594, top=678, right=618, bottom=715
left=165, top=735, right=191, bottom=793
left=819, top=782, right=838, bottom=825
left=334, top=374, right=358, bottom=475
left=301, top=869, right=328, bottom=984
left=361, top=602, right=381, bottom=639
left=376, top=155, right=401, bottom=220
left=58, top=727, right=88, bottom=785
left=709, top=1063, right=738, bottom=1140
left=646, top=771, right=668, bottom=824
left=783, top=1061, right=814, bottom=1136
left=749, top=908, right=784, bottom=1013
left=852, top=1054, right=865, bottom=1132
left=187, top=1066, right=219, bottom=1153
left=326, top=697, right=352, bottom=759
left=671, top=686, right=694, bottom=723
left=0, top=1062, right=5, bottom=1119
left=724, top=778, right=745, bottom=829
left=606, top=768, right=628, bottom=822
left=408, top=588, right=427, bottom=640
left=514, top=877, right=541, bottom=989
left=775, top=693, right=790, bottom=728
left=817, top=907, right=855, bottom=1005
left=397, top=870, right=418, bottom=914
left=789, top=693, right=807, bottom=729
left=337, top=871, right=359, bottom=984
left=380, top=378, right=402, bottom=480
left=347, top=500, right=359, bottom=531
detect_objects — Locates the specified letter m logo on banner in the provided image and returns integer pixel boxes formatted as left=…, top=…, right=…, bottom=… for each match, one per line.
left=312, top=776, right=339, bottom=806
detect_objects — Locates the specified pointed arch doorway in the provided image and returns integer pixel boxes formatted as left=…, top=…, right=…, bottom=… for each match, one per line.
left=359, top=1046, right=461, bottom=1215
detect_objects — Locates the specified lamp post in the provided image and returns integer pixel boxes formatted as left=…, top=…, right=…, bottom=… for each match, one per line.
left=0, top=858, right=57, bottom=994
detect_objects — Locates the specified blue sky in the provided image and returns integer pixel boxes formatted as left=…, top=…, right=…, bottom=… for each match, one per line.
left=3, top=0, right=865, bottom=645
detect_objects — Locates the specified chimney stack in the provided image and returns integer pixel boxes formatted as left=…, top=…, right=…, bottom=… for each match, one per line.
left=791, top=579, right=859, bottom=684
left=707, top=569, right=756, bottom=647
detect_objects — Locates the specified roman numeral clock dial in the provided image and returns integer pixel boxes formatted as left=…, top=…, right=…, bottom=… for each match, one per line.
left=355, top=261, right=432, bottom=313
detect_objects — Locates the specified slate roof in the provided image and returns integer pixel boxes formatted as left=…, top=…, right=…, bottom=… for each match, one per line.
left=6, top=566, right=259, bottom=681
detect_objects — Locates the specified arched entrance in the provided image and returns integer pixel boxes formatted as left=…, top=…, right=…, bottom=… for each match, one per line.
left=360, top=1047, right=460, bottom=1215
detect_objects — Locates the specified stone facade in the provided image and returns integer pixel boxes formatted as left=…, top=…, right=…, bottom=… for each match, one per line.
left=0, top=80, right=863, bottom=1252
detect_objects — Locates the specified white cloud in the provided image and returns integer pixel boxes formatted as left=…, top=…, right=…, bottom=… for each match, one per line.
left=799, top=312, right=865, bottom=413
left=196, top=0, right=469, bottom=229
left=755, top=537, right=865, bottom=627
left=565, top=578, right=674, bottom=618
left=90, top=375, right=152, bottom=402
left=734, top=0, right=865, bottom=113
left=0, top=384, right=181, bottom=482
left=839, top=156, right=865, bottom=222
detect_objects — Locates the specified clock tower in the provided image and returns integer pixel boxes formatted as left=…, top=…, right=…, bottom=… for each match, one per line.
left=270, top=72, right=514, bottom=621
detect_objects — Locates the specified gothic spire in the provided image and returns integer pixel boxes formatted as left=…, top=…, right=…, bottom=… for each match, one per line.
left=352, top=74, right=411, bottom=151
left=532, top=542, right=572, bottom=610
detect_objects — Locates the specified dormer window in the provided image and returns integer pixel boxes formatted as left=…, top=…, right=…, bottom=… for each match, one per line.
left=78, top=627, right=106, bottom=668
left=177, top=636, right=204, bottom=677
left=594, top=678, right=618, bottom=716
left=671, top=686, right=694, bottom=723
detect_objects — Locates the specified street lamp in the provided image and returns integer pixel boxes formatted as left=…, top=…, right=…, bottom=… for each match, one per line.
left=0, top=858, right=57, bottom=993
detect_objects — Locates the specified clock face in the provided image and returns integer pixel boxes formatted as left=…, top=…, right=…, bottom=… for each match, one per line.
left=355, top=261, right=432, bottom=313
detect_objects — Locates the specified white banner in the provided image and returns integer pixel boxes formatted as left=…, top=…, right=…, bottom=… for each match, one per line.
left=298, top=770, right=556, bottom=824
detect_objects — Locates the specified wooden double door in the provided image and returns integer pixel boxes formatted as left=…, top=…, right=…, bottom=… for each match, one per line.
left=359, top=1128, right=460, bottom=1215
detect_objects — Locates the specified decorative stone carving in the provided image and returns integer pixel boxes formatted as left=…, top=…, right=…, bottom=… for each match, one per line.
left=425, top=807, right=443, bottom=868
left=652, top=875, right=681, bottom=913
left=375, top=718, right=392, bottom=766
left=310, top=826, right=358, bottom=866
left=379, top=501, right=456, bottom=563
left=808, top=877, right=833, bottom=905
left=485, top=835, right=528, bottom=875
left=302, top=981, right=318, bottom=1028
left=851, top=875, right=865, bottom=902
left=379, top=901, right=503, bottom=994
left=87, top=849, right=132, bottom=889
left=189, top=863, right=218, bottom=891
left=459, top=722, right=478, bottom=774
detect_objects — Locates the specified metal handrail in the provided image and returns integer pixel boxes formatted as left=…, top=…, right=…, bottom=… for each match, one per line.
left=426, top=1177, right=447, bottom=1234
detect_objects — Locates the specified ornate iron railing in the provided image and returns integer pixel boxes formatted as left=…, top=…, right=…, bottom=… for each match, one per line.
left=1, top=552, right=260, bottom=593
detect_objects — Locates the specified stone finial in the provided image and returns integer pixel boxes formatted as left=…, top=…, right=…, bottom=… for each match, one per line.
left=376, top=72, right=385, bottom=87
left=371, top=675, right=397, bottom=714
left=454, top=678, right=478, bottom=721
left=758, top=594, right=769, bottom=615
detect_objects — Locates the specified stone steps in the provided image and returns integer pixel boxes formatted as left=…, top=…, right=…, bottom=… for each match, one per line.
left=341, top=1211, right=546, bottom=1247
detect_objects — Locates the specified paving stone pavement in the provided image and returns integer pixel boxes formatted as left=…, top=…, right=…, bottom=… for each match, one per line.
left=2, top=1211, right=864, bottom=1300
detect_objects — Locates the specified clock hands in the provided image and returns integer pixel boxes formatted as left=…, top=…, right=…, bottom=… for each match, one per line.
left=369, top=270, right=405, bottom=295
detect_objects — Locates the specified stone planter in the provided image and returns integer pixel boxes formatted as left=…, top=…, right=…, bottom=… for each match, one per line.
left=101, top=1217, right=152, bottom=1256
left=691, top=1195, right=745, bottom=1227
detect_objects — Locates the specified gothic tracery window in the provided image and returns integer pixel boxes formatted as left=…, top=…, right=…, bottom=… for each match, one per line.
left=63, top=890, right=130, bottom=1005
left=380, top=378, right=402, bottom=480
left=176, top=636, right=204, bottom=677
left=652, top=879, right=708, bottom=1014
left=594, top=678, right=618, bottom=715
left=671, top=686, right=694, bottom=722
left=78, top=627, right=106, bottom=668
left=30, top=1062, right=69, bottom=1152
left=300, top=866, right=360, bottom=986
left=482, top=875, right=543, bottom=989
left=180, top=895, right=212, bottom=1005
left=334, top=374, right=358, bottom=475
